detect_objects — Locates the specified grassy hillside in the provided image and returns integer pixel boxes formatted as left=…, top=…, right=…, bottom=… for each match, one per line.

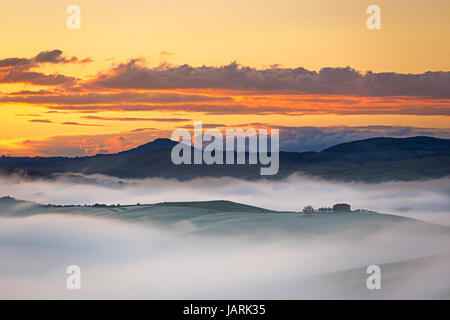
left=1, top=196, right=448, bottom=238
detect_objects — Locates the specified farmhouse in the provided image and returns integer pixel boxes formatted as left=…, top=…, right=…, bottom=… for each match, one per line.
left=301, top=203, right=352, bottom=214
left=333, top=203, right=351, bottom=212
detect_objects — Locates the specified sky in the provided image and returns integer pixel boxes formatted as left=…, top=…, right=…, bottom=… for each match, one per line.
left=0, top=0, right=449, bottom=156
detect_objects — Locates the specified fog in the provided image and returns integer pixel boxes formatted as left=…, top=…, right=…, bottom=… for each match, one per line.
left=0, top=214, right=449, bottom=299
left=0, top=173, right=449, bottom=226
left=1, top=173, right=449, bottom=299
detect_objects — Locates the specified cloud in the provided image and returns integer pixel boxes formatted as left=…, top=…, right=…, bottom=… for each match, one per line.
left=4, top=90, right=448, bottom=116
left=0, top=50, right=90, bottom=86
left=37, top=101, right=450, bottom=116
left=1, top=52, right=448, bottom=116
left=0, top=71, right=77, bottom=86
left=178, top=123, right=227, bottom=129
left=0, top=49, right=91, bottom=70
left=42, top=103, right=253, bottom=114
left=34, top=50, right=70, bottom=64
left=90, top=60, right=450, bottom=98
left=1, top=125, right=449, bottom=157
left=0, top=128, right=169, bottom=157
left=0, top=91, right=230, bottom=105
left=60, top=121, right=104, bottom=127
left=9, top=90, right=53, bottom=95
left=28, top=119, right=53, bottom=123
left=129, top=128, right=157, bottom=133
left=69, top=136, right=128, bottom=154
left=27, top=119, right=103, bottom=127
left=81, top=116, right=190, bottom=122
left=15, top=113, right=42, bottom=117
left=0, top=58, right=30, bottom=69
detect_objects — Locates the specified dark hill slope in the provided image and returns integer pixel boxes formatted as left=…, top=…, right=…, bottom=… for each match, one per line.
left=319, top=136, right=450, bottom=162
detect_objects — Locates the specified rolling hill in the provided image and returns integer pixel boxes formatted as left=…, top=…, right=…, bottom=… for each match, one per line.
left=1, top=196, right=449, bottom=237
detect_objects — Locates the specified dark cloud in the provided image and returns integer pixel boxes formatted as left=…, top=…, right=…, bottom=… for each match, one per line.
left=129, top=128, right=158, bottom=133
left=0, top=58, right=30, bottom=68
left=0, top=50, right=92, bottom=69
left=90, top=60, right=450, bottom=98
left=0, top=71, right=77, bottom=86
left=0, top=91, right=230, bottom=105
left=40, top=102, right=450, bottom=116
left=178, top=123, right=227, bottom=129
left=82, top=116, right=190, bottom=122
left=9, top=90, right=54, bottom=95
left=79, top=57, right=94, bottom=64
left=45, top=110, right=69, bottom=114
left=15, top=113, right=42, bottom=117
left=28, top=119, right=53, bottom=123
left=1, top=51, right=448, bottom=116
left=27, top=119, right=103, bottom=127
left=34, top=50, right=67, bottom=63
left=41, top=103, right=260, bottom=114
left=0, top=50, right=90, bottom=86
left=34, top=49, right=92, bottom=65
left=60, top=122, right=104, bottom=127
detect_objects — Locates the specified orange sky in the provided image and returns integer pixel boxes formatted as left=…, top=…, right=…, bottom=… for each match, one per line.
left=1, top=0, right=449, bottom=156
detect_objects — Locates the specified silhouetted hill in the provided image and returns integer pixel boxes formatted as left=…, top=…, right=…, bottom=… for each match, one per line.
left=319, top=136, right=450, bottom=162
left=0, top=136, right=449, bottom=182
left=116, top=138, right=178, bottom=157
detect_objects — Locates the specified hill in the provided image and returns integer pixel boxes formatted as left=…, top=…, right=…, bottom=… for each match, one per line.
left=0, top=136, right=449, bottom=182
left=320, top=136, right=450, bottom=161
left=1, top=196, right=449, bottom=238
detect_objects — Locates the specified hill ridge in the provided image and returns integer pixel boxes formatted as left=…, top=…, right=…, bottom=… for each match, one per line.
left=0, top=136, right=449, bottom=182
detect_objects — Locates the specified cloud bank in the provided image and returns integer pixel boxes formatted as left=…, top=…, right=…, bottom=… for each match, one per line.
left=1, top=50, right=449, bottom=116
left=92, top=60, right=450, bottom=98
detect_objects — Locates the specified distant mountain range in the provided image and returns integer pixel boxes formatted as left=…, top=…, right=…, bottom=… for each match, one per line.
left=1, top=136, right=449, bottom=182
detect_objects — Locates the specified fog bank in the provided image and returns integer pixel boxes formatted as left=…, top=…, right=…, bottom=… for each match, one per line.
left=0, top=214, right=449, bottom=299
left=1, top=173, right=448, bottom=226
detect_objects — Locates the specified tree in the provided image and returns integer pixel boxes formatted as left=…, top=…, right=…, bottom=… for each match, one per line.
left=303, top=205, right=314, bottom=214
